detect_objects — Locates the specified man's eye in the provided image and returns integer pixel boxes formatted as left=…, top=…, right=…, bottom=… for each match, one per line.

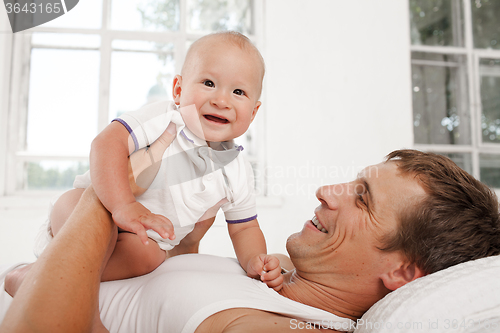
left=203, top=80, right=214, bottom=87
left=233, top=89, right=245, bottom=96
left=358, top=194, right=366, bottom=205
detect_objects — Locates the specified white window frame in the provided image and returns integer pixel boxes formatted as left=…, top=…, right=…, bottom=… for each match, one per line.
left=2, top=0, right=266, bottom=195
left=411, top=0, right=500, bottom=184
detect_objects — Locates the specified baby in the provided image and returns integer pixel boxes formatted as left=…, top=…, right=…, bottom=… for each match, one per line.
left=50, top=31, right=282, bottom=290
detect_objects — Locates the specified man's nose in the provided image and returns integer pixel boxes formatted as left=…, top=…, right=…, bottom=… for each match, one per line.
left=316, top=183, right=351, bottom=210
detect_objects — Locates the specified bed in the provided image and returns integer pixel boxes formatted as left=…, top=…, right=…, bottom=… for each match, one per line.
left=1, top=254, right=500, bottom=332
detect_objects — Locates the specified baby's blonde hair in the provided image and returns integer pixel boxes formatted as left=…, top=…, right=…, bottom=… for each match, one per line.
left=182, top=31, right=265, bottom=80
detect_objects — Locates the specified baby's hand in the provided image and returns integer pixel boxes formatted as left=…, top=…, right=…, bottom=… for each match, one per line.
left=247, top=254, right=284, bottom=291
left=112, top=202, right=175, bottom=245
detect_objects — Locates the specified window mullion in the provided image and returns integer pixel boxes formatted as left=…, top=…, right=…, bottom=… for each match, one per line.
left=7, top=34, right=32, bottom=193
left=98, top=32, right=112, bottom=133
left=462, top=0, right=481, bottom=179
left=0, top=26, right=13, bottom=196
left=174, top=0, right=188, bottom=74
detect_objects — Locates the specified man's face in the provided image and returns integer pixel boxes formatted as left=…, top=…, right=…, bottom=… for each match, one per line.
left=286, top=161, right=426, bottom=284
left=173, top=39, right=262, bottom=142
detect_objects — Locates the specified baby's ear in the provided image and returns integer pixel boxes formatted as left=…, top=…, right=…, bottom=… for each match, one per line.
left=251, top=101, right=261, bottom=122
left=172, top=75, right=182, bottom=104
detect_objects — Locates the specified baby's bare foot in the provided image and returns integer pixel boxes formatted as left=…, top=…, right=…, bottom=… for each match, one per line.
left=4, top=264, right=32, bottom=297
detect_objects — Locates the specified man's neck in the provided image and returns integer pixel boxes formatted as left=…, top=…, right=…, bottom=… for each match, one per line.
left=278, top=270, right=389, bottom=320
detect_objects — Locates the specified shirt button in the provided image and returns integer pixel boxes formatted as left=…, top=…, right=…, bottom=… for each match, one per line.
left=206, top=174, right=213, bottom=181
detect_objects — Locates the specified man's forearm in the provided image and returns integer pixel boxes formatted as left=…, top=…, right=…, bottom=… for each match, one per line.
left=0, top=186, right=117, bottom=333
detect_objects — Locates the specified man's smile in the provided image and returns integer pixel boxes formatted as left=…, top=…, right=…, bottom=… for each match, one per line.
left=311, top=215, right=327, bottom=233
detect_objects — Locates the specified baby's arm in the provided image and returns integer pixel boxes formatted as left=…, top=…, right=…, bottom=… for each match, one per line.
left=90, top=121, right=175, bottom=244
left=228, top=220, right=283, bottom=291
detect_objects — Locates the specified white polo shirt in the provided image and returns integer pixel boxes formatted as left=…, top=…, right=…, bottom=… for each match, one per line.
left=74, top=100, right=257, bottom=250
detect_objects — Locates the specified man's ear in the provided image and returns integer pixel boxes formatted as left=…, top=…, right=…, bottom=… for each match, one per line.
left=172, top=75, right=182, bottom=104
left=380, top=261, right=426, bottom=291
left=250, top=101, right=261, bottom=122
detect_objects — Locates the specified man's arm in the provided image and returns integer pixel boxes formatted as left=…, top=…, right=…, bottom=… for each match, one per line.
left=0, top=125, right=176, bottom=333
left=196, top=308, right=337, bottom=333
left=0, top=186, right=116, bottom=333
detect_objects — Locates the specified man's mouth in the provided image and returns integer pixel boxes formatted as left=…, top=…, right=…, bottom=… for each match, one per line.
left=312, top=216, right=327, bottom=233
left=203, top=114, right=229, bottom=124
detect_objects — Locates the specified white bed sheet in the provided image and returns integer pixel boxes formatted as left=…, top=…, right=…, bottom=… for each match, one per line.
left=1, top=255, right=500, bottom=333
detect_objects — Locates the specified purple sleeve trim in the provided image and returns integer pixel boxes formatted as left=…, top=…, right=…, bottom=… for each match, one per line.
left=180, top=130, right=194, bottom=143
left=112, top=118, right=139, bottom=151
left=226, top=214, right=258, bottom=224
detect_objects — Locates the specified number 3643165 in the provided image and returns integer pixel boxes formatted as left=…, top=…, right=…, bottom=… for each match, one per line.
left=5, top=2, right=62, bottom=14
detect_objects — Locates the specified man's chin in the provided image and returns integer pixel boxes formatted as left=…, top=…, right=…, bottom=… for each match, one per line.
left=285, top=232, right=302, bottom=255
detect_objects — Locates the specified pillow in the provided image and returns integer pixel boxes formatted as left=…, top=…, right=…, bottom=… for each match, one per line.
left=354, top=255, right=500, bottom=333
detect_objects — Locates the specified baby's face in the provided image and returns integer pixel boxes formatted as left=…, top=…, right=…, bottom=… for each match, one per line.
left=173, top=41, right=262, bottom=142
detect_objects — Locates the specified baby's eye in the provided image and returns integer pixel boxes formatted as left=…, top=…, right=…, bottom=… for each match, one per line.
left=233, top=89, right=245, bottom=96
left=203, top=80, right=214, bottom=87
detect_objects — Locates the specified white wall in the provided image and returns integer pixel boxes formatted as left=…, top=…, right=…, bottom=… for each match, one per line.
left=255, top=0, right=414, bottom=254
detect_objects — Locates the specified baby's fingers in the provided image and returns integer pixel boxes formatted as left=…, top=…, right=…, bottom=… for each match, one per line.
left=261, top=265, right=281, bottom=282
left=126, top=223, right=150, bottom=245
left=140, top=214, right=175, bottom=240
left=262, top=256, right=280, bottom=272
left=263, top=273, right=284, bottom=291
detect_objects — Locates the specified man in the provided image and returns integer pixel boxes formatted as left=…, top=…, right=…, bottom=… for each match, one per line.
left=2, top=132, right=499, bottom=332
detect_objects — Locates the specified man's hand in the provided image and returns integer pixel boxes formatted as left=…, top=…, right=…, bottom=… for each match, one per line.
left=246, top=254, right=284, bottom=291
left=111, top=202, right=175, bottom=245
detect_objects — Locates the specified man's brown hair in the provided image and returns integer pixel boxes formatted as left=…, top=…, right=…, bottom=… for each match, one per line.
left=381, top=149, right=500, bottom=274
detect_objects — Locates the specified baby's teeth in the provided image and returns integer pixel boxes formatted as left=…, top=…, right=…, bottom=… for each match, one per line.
left=321, top=228, right=326, bottom=233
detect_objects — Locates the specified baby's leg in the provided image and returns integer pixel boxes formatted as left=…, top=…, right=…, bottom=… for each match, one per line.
left=102, top=232, right=166, bottom=281
left=49, top=188, right=166, bottom=281
left=168, top=217, right=216, bottom=257
left=50, top=188, right=87, bottom=235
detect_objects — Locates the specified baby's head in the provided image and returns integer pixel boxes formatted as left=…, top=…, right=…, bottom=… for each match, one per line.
left=172, top=31, right=265, bottom=142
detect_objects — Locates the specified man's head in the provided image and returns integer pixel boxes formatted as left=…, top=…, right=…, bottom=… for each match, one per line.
left=286, top=159, right=427, bottom=300
left=381, top=149, right=500, bottom=274
left=287, top=149, right=500, bottom=296
left=172, top=31, right=264, bottom=142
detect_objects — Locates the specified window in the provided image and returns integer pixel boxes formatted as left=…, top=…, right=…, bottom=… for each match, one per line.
left=5, top=0, right=264, bottom=193
left=410, top=0, right=500, bottom=188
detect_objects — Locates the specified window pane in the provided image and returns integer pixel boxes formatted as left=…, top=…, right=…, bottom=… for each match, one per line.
left=27, top=49, right=99, bottom=155
left=43, top=0, right=102, bottom=29
left=187, top=0, right=253, bottom=34
left=440, top=152, right=473, bottom=174
left=412, top=52, right=471, bottom=145
left=32, top=33, right=100, bottom=48
left=479, top=58, right=500, bottom=144
left=111, top=0, right=179, bottom=31
left=109, top=48, right=175, bottom=121
left=479, top=153, right=500, bottom=188
left=471, top=0, right=500, bottom=49
left=25, top=161, right=89, bottom=190
left=409, top=0, right=464, bottom=47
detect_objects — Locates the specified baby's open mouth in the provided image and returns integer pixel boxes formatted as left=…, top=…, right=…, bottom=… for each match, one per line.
left=204, top=115, right=229, bottom=124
